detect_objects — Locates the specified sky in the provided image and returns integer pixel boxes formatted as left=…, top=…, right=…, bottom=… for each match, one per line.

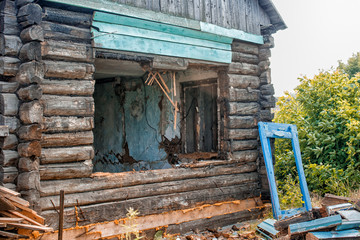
left=270, top=0, right=360, bottom=96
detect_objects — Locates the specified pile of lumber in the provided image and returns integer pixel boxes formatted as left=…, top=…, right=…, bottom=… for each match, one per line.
left=0, top=186, right=53, bottom=239
left=257, top=194, right=360, bottom=239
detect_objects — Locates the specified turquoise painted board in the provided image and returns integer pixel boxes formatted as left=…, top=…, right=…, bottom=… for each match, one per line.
left=92, top=29, right=232, bottom=63
left=92, top=21, right=231, bottom=51
left=308, top=229, right=360, bottom=239
left=289, top=215, right=342, bottom=234
left=94, top=11, right=233, bottom=44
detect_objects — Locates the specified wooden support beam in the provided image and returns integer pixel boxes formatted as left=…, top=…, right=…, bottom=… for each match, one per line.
left=41, top=146, right=94, bottom=164
left=41, top=131, right=93, bottom=148
left=43, top=60, right=94, bottom=80
left=40, top=79, right=95, bottom=96
left=39, top=160, right=93, bottom=180
left=41, top=95, right=94, bottom=116
left=42, top=116, right=94, bottom=133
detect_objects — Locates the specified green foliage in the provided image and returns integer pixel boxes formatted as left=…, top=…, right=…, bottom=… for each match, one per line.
left=277, top=174, right=303, bottom=209
left=274, top=70, right=360, bottom=196
left=338, top=52, right=360, bottom=78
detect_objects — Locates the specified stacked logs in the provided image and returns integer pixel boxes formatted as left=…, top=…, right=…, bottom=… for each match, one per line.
left=38, top=7, right=95, bottom=181
left=0, top=0, right=21, bottom=191
left=15, top=0, right=44, bottom=212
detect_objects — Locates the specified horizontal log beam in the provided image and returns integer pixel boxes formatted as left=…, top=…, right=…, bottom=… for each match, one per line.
left=228, top=116, right=257, bottom=129
left=227, top=128, right=258, bottom=140
left=20, top=25, right=44, bottom=43
left=228, top=62, right=259, bottom=75
left=39, top=160, right=93, bottom=180
left=0, top=93, right=18, bottom=116
left=41, top=21, right=91, bottom=43
left=42, top=7, right=92, bottom=28
left=0, top=57, right=20, bottom=76
left=228, top=102, right=259, bottom=115
left=41, top=116, right=94, bottom=133
left=40, top=162, right=257, bottom=197
left=43, top=60, right=94, bottom=80
left=0, top=150, right=19, bottom=167
left=0, top=34, right=22, bottom=56
left=41, top=95, right=94, bottom=116
left=41, top=146, right=94, bottom=164
left=231, top=41, right=259, bottom=55
left=0, top=81, right=18, bottom=93
left=3, top=166, right=17, bottom=184
left=0, top=134, right=18, bottom=150
left=228, top=74, right=260, bottom=89
left=15, top=61, right=45, bottom=85
left=41, top=131, right=93, bottom=147
left=228, top=88, right=259, bottom=102
left=0, top=115, right=20, bottom=133
left=40, top=79, right=94, bottom=96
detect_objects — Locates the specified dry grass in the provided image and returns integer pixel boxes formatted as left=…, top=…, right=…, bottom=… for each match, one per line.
left=349, top=188, right=360, bottom=202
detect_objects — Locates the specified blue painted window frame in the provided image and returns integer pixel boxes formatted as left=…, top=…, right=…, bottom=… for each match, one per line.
left=258, top=122, right=312, bottom=220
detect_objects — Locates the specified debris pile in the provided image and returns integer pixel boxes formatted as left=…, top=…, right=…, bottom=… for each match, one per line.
left=257, top=194, right=360, bottom=239
left=0, top=186, right=53, bottom=239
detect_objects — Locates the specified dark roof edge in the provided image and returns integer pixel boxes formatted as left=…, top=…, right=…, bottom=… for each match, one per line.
left=258, top=0, right=287, bottom=34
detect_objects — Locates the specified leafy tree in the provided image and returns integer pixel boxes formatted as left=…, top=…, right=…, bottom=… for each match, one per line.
left=274, top=70, right=360, bottom=196
left=338, top=52, right=360, bottom=78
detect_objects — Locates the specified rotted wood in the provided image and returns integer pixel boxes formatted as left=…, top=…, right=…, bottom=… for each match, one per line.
left=43, top=60, right=94, bottom=80
left=0, top=115, right=20, bottom=133
left=0, top=134, right=18, bottom=150
left=274, top=211, right=314, bottom=231
left=3, top=166, right=17, bottom=184
left=41, top=131, right=93, bottom=148
left=228, top=74, right=260, bottom=89
left=19, top=101, right=43, bottom=124
left=0, top=14, right=19, bottom=35
left=0, top=34, right=22, bottom=56
left=40, top=21, right=92, bottom=43
left=41, top=95, right=94, bottom=116
left=0, top=57, right=20, bottom=76
left=0, top=150, right=19, bottom=167
left=40, top=172, right=258, bottom=210
left=41, top=40, right=94, bottom=63
left=42, top=116, right=94, bottom=133
left=18, top=141, right=41, bottom=157
left=40, top=79, right=95, bottom=96
left=41, top=183, right=260, bottom=229
left=43, top=7, right=92, bottom=28
left=15, top=61, right=45, bottom=85
left=0, top=81, right=18, bottom=93
left=0, top=93, right=18, bottom=116
left=19, top=42, right=42, bottom=61
left=17, top=84, right=43, bottom=101
left=17, top=3, right=42, bottom=28
left=40, top=162, right=257, bottom=197
left=20, top=25, right=44, bottom=43
left=39, top=160, right=93, bottom=180
left=17, top=124, right=41, bottom=141
left=41, top=146, right=94, bottom=164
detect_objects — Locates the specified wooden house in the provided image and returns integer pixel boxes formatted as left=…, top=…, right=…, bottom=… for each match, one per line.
left=0, top=0, right=286, bottom=238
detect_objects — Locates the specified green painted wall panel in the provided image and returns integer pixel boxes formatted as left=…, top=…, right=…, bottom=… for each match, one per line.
left=92, top=29, right=232, bottom=63
left=93, top=21, right=231, bottom=51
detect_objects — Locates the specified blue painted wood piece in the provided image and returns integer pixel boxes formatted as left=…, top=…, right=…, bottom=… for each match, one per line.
left=308, top=229, right=360, bottom=239
left=338, top=210, right=360, bottom=221
left=289, top=215, right=342, bottom=234
left=256, top=219, right=280, bottom=238
left=336, top=220, right=360, bottom=231
left=258, top=122, right=312, bottom=220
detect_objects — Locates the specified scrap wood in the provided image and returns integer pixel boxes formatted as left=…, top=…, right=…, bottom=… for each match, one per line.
left=0, top=186, right=20, bottom=197
left=289, top=215, right=342, bottom=235
left=355, top=200, right=360, bottom=212
left=7, top=222, right=53, bottom=232
left=321, top=194, right=352, bottom=208
left=0, top=195, right=16, bottom=211
left=306, top=229, right=360, bottom=240
left=0, top=229, right=29, bottom=239
left=274, top=211, right=314, bottom=231
left=0, top=217, right=23, bottom=223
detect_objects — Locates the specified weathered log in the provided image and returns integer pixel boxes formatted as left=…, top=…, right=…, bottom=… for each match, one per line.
left=151, top=56, right=188, bottom=70
left=228, top=74, right=260, bottom=89
left=41, top=95, right=94, bottom=116
left=227, top=129, right=258, bottom=140
left=41, top=146, right=94, bottom=164
left=228, top=88, right=259, bottom=102
left=259, top=48, right=271, bottom=61
left=231, top=150, right=258, bottom=163
left=260, top=95, right=276, bottom=108
left=0, top=34, right=22, bottom=56
left=17, top=124, right=41, bottom=141
left=260, top=69, right=271, bottom=84
left=19, top=189, right=41, bottom=213
left=41, top=131, right=93, bottom=147
left=43, top=60, right=94, bottom=80
left=40, top=172, right=258, bottom=210
left=17, top=84, right=42, bottom=101
left=40, top=162, right=258, bottom=197
left=3, top=183, right=16, bottom=191
left=41, top=183, right=260, bottom=229
left=0, top=14, right=18, bottom=35
left=228, top=62, right=259, bottom=75
left=228, top=102, right=259, bottom=115
left=40, top=21, right=92, bottom=43
left=3, top=166, right=17, bottom=184
left=0, top=57, right=20, bottom=76
left=0, top=1, right=16, bottom=15
left=231, top=140, right=258, bottom=151
left=0, top=165, right=3, bottom=183
left=16, top=0, right=35, bottom=8
left=19, top=42, right=42, bottom=61
left=259, top=60, right=270, bottom=72
left=0, top=93, right=18, bottom=116
left=42, top=7, right=92, bottom=27
left=41, top=40, right=93, bottom=63
left=14, top=61, right=45, bottom=85
left=18, top=141, right=41, bottom=157
left=17, top=171, right=40, bottom=191
left=0, top=115, right=20, bottom=133
left=17, top=3, right=42, bottom=28
left=228, top=116, right=257, bottom=129
left=0, top=81, right=18, bottom=93
left=39, top=160, right=93, bottom=180
left=19, top=101, right=43, bottom=124
left=0, top=125, right=9, bottom=137
left=20, top=25, right=44, bottom=43
left=40, top=79, right=94, bottom=96
left=232, top=52, right=259, bottom=64
left=232, top=40, right=259, bottom=55
left=0, top=150, right=19, bottom=167
left=41, top=116, right=94, bottom=133
left=0, top=134, right=17, bottom=150
left=18, top=157, right=39, bottom=172
left=260, top=84, right=275, bottom=95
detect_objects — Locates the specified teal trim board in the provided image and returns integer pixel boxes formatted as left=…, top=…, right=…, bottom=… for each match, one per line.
left=92, top=11, right=233, bottom=63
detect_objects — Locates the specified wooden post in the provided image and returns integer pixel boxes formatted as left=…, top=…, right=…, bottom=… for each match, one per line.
left=58, top=190, right=64, bottom=240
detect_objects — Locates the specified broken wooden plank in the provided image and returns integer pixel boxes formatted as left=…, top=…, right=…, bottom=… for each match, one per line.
left=274, top=211, right=314, bottom=231
left=326, top=203, right=353, bottom=216
left=7, top=222, right=53, bottom=232
left=0, top=230, right=29, bottom=239
left=0, top=195, right=16, bottom=210
left=337, top=210, right=360, bottom=221
left=289, top=215, right=342, bottom=235
left=335, top=220, right=360, bottom=231
left=321, top=194, right=351, bottom=207
left=0, top=185, right=20, bottom=196
left=0, top=217, right=23, bottom=223
left=306, top=229, right=360, bottom=240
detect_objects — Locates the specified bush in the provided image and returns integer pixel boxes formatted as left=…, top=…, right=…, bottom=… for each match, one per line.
left=274, top=70, right=360, bottom=196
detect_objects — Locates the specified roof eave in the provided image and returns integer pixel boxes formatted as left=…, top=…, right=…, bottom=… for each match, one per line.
left=258, top=0, right=287, bottom=34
